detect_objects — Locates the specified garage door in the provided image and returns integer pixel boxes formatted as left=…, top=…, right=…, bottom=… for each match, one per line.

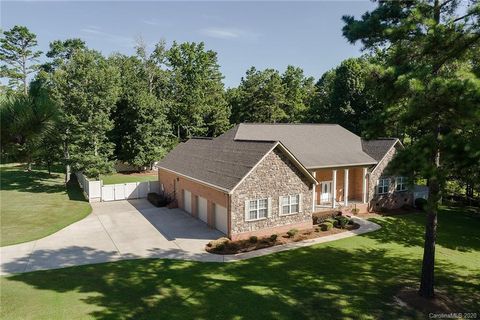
left=183, top=190, right=192, bottom=214
left=198, top=196, right=208, bottom=223
left=215, top=204, right=228, bottom=234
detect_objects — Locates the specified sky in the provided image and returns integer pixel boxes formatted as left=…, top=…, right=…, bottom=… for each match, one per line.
left=1, top=1, right=376, bottom=88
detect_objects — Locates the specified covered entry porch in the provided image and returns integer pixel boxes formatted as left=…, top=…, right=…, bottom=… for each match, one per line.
left=312, top=166, right=368, bottom=209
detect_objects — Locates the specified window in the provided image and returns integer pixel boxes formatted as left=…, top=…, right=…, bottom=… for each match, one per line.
left=281, top=195, right=300, bottom=215
left=377, top=178, right=390, bottom=194
left=396, top=177, right=407, bottom=191
left=248, top=198, right=268, bottom=220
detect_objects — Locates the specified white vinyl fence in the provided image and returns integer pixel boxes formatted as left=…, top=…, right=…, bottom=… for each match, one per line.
left=76, top=172, right=160, bottom=203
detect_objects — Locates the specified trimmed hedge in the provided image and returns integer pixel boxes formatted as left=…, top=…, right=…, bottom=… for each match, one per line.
left=312, top=211, right=339, bottom=225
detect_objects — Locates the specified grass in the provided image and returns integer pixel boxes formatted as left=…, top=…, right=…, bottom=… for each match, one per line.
left=100, top=173, right=157, bottom=185
left=1, top=208, right=478, bottom=319
left=0, top=164, right=92, bottom=247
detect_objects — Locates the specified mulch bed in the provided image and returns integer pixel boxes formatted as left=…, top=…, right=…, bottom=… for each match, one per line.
left=206, top=223, right=360, bottom=255
left=394, top=287, right=465, bottom=314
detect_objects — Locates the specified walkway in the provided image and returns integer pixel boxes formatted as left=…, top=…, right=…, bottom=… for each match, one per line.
left=1, top=199, right=381, bottom=275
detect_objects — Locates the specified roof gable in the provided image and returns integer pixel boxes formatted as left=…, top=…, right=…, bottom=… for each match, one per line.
left=158, top=129, right=317, bottom=192
left=234, top=123, right=377, bottom=168
left=361, top=138, right=401, bottom=162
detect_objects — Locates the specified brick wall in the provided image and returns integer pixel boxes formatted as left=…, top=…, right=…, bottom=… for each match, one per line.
left=158, top=169, right=230, bottom=232
left=314, top=167, right=367, bottom=203
left=230, top=148, right=313, bottom=240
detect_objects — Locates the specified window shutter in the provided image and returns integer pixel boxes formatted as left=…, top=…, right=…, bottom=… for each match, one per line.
left=267, top=197, right=272, bottom=217
left=298, top=194, right=303, bottom=213
left=244, top=200, right=249, bottom=220
left=278, top=196, right=282, bottom=215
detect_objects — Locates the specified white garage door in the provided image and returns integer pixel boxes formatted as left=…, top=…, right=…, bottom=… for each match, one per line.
left=215, top=204, right=228, bottom=234
left=198, top=196, right=208, bottom=223
left=183, top=190, right=192, bottom=214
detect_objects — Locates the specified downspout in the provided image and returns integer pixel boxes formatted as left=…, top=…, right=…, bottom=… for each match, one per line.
left=227, top=193, right=232, bottom=239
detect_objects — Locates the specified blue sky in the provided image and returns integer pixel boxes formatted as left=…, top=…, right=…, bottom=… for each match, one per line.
left=2, top=1, right=375, bottom=88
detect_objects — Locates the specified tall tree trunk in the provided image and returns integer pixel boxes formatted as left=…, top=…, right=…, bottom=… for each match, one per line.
left=419, top=1, right=442, bottom=298
left=419, top=175, right=439, bottom=298
left=419, top=128, right=441, bottom=298
left=22, top=54, right=28, bottom=96
left=64, top=140, right=70, bottom=183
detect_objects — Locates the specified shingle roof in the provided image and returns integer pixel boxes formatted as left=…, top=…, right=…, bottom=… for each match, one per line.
left=234, top=123, right=377, bottom=169
left=361, top=138, right=399, bottom=162
left=158, top=127, right=276, bottom=191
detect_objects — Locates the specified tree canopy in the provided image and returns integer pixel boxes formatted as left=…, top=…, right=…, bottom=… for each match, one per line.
left=0, top=25, right=42, bottom=94
left=342, top=0, right=480, bottom=298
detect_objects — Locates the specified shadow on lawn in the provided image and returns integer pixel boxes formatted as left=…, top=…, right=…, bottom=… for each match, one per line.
left=4, top=245, right=479, bottom=319
left=366, top=209, right=480, bottom=252
left=0, top=165, right=65, bottom=194
left=0, top=165, right=88, bottom=203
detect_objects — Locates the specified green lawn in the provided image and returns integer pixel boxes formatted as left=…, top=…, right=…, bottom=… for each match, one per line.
left=100, top=173, right=157, bottom=185
left=1, top=208, right=478, bottom=319
left=0, top=164, right=92, bottom=247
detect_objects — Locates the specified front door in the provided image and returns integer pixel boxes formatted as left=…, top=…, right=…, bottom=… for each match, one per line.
left=320, top=181, right=333, bottom=203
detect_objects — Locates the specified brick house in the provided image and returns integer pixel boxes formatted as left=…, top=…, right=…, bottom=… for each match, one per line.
left=158, top=124, right=411, bottom=240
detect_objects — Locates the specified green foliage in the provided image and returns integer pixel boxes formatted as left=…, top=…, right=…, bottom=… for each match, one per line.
left=0, top=80, right=58, bottom=169
left=44, top=38, right=86, bottom=72
left=287, top=228, right=298, bottom=237
left=269, top=234, right=278, bottom=241
left=342, top=0, right=480, bottom=296
left=0, top=25, right=42, bottom=94
left=308, top=57, right=384, bottom=135
left=166, top=41, right=230, bottom=139
left=110, top=54, right=173, bottom=168
left=51, top=49, right=120, bottom=179
left=319, top=221, right=333, bottom=231
left=334, top=216, right=350, bottom=229
left=230, top=66, right=316, bottom=124
left=281, top=65, right=316, bottom=122
left=249, top=236, right=258, bottom=243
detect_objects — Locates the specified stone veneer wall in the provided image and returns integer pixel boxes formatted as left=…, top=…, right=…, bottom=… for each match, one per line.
left=368, top=143, right=413, bottom=210
left=230, top=148, right=313, bottom=239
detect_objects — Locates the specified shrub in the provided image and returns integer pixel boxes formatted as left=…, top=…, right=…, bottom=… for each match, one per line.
left=415, top=198, right=428, bottom=211
left=351, top=208, right=360, bottom=215
left=249, top=236, right=258, bottom=243
left=325, top=218, right=336, bottom=225
left=312, top=211, right=336, bottom=224
left=147, top=192, right=172, bottom=207
left=287, top=228, right=298, bottom=237
left=319, top=222, right=333, bottom=231
left=335, top=216, right=350, bottom=229
left=208, top=237, right=229, bottom=251
left=269, top=234, right=278, bottom=241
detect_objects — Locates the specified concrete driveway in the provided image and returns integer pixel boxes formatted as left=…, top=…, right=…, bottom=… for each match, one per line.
left=0, top=199, right=224, bottom=275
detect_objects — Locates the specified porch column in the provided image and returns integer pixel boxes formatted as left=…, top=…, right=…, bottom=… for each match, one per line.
left=332, top=169, right=337, bottom=208
left=362, top=167, right=368, bottom=204
left=312, top=171, right=316, bottom=212
left=344, top=168, right=349, bottom=206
